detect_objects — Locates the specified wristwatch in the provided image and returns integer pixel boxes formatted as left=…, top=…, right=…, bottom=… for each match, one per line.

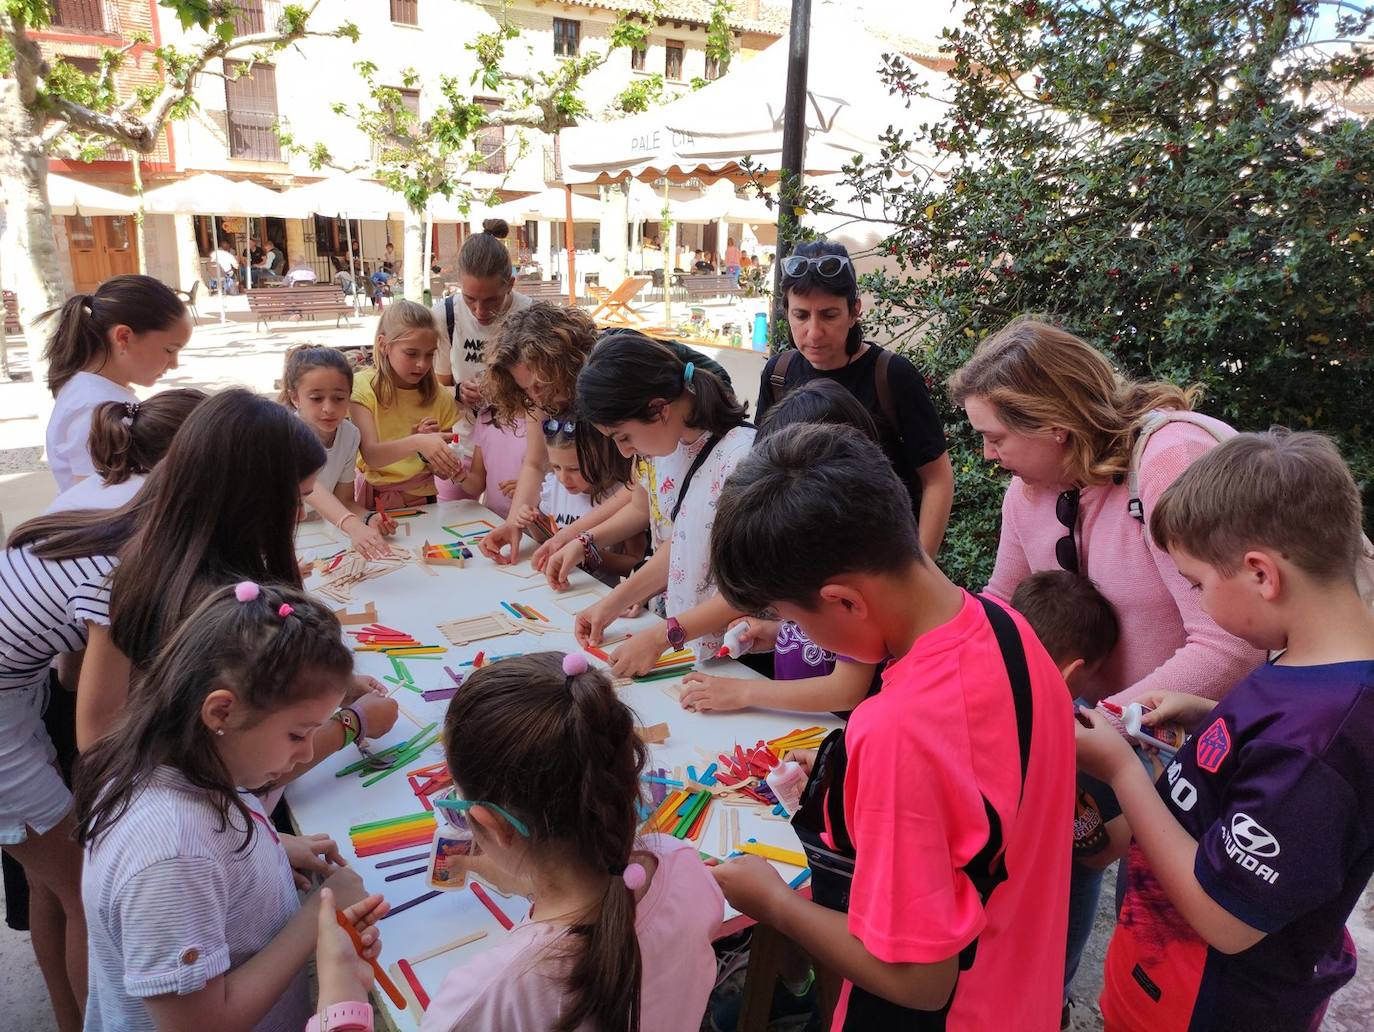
left=306, top=1002, right=373, bottom=1031
left=665, top=617, right=687, bottom=649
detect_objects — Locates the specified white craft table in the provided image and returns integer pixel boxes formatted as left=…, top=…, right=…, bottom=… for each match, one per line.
left=285, top=501, right=839, bottom=1031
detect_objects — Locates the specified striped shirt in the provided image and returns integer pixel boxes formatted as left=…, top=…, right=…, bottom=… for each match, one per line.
left=0, top=547, right=115, bottom=694
left=83, top=767, right=308, bottom=1031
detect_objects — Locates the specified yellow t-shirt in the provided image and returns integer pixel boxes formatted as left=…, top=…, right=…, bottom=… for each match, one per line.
left=351, top=367, right=459, bottom=488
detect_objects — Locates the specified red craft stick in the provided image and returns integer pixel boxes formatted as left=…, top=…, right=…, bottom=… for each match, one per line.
left=587, top=644, right=610, bottom=662
left=685, top=798, right=712, bottom=840
left=469, top=881, right=514, bottom=930
left=396, top=958, right=430, bottom=1010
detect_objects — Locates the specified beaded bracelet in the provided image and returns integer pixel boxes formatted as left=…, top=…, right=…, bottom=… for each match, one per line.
left=578, top=531, right=602, bottom=573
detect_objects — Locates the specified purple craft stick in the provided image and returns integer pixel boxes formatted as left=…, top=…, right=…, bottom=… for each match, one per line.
left=443, top=666, right=463, bottom=686
left=422, top=686, right=459, bottom=703
left=375, top=851, right=430, bottom=869
left=382, top=890, right=441, bottom=919
left=384, top=865, right=428, bottom=882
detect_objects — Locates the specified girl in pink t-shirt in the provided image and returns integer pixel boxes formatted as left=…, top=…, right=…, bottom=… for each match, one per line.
left=313, top=651, right=723, bottom=1032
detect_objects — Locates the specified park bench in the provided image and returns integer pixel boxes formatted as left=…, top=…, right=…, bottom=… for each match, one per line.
left=680, top=274, right=743, bottom=303
left=516, top=279, right=572, bottom=303
left=246, top=284, right=353, bottom=331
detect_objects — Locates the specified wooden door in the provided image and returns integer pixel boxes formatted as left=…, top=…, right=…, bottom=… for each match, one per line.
left=66, top=215, right=140, bottom=294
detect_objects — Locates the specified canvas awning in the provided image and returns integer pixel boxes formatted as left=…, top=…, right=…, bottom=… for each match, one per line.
left=283, top=174, right=408, bottom=220
left=141, top=172, right=300, bottom=217
left=46, top=175, right=139, bottom=216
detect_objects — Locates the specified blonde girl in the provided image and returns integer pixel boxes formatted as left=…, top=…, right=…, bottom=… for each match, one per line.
left=349, top=300, right=463, bottom=508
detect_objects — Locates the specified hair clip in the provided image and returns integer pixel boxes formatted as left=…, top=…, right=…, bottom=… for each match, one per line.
left=621, top=862, right=647, bottom=890
left=234, top=581, right=260, bottom=602
left=121, top=400, right=139, bottom=428
left=683, top=361, right=696, bottom=391
left=277, top=603, right=294, bottom=618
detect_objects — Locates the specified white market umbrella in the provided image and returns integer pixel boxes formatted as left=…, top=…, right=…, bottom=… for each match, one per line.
left=560, top=14, right=950, bottom=184
left=46, top=175, right=138, bottom=216
left=470, top=188, right=601, bottom=225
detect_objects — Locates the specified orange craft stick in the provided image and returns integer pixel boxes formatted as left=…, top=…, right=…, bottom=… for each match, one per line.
left=335, top=909, right=407, bottom=1009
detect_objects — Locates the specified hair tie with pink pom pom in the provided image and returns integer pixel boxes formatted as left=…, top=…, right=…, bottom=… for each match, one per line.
left=621, top=862, right=647, bottom=891
left=234, top=581, right=260, bottom=603
left=277, top=603, right=294, bottom=618
left=562, top=651, right=588, bottom=692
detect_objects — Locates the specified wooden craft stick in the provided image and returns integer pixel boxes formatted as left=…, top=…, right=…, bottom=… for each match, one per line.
left=634, top=722, right=670, bottom=745
left=389, top=962, right=425, bottom=1016
left=730, top=809, right=740, bottom=851
left=406, top=930, right=488, bottom=966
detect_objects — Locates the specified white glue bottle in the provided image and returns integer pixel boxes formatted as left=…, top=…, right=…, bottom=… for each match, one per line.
left=1100, top=701, right=1186, bottom=759
left=766, top=760, right=808, bottom=817
left=714, top=621, right=753, bottom=660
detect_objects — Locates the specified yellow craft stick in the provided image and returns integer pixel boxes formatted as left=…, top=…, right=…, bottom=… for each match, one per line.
left=739, top=841, right=808, bottom=868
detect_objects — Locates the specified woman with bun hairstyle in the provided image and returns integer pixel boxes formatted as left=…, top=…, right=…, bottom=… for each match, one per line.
left=46, top=389, right=207, bottom=514
left=432, top=219, right=534, bottom=509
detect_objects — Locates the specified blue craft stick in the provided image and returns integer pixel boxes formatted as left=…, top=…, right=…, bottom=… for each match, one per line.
left=701, top=763, right=718, bottom=784
left=728, top=850, right=744, bottom=858
left=677, top=793, right=699, bottom=816
left=642, top=775, right=684, bottom=787
left=788, top=869, right=812, bottom=890
left=773, top=804, right=786, bottom=816
left=687, top=765, right=697, bottom=783
left=499, top=601, right=522, bottom=619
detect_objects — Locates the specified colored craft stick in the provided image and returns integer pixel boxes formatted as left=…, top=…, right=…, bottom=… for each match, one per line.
left=362, top=734, right=442, bottom=787
left=647, top=790, right=688, bottom=832
left=654, top=649, right=695, bottom=667
left=523, top=603, right=550, bottom=622
left=381, top=890, right=441, bottom=919
left=469, top=881, right=514, bottom=930
left=355, top=837, right=435, bottom=859
left=335, top=909, right=407, bottom=1008
left=384, top=865, right=428, bottom=882
left=633, top=667, right=694, bottom=684
left=642, top=775, right=683, bottom=787
left=387, top=508, right=423, bottom=518
left=350, top=812, right=435, bottom=834
left=443, top=666, right=463, bottom=685
left=499, top=601, right=522, bottom=619
left=685, top=797, right=712, bottom=841
left=352, top=829, right=436, bottom=852
left=788, top=868, right=812, bottom=890
left=375, top=851, right=430, bottom=869
left=395, top=958, right=431, bottom=1010
left=700, top=763, right=718, bottom=786
left=738, top=842, right=809, bottom=867
left=586, top=644, right=610, bottom=662
left=672, top=793, right=711, bottom=838
left=687, top=765, right=697, bottom=783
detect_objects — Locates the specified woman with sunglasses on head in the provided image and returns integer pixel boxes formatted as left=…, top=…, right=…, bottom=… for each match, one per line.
left=948, top=316, right=1263, bottom=1025
left=757, top=240, right=954, bottom=556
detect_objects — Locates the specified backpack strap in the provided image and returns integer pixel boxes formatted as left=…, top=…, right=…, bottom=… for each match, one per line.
left=444, top=295, right=456, bottom=346
left=872, top=347, right=902, bottom=445
left=767, top=348, right=798, bottom=408
left=1126, top=410, right=1233, bottom=521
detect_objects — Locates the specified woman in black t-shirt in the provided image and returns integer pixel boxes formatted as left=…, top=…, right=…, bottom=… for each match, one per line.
left=756, top=240, right=953, bottom=555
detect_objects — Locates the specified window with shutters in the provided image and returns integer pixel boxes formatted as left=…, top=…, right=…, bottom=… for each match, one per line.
left=50, top=0, right=105, bottom=31
left=224, top=61, right=282, bottom=161
left=475, top=98, right=506, bottom=174
left=373, top=88, right=420, bottom=162
left=553, top=18, right=579, bottom=57
left=390, top=0, right=418, bottom=25
left=631, top=44, right=646, bottom=72
left=665, top=41, right=684, bottom=81
left=232, top=0, right=265, bottom=35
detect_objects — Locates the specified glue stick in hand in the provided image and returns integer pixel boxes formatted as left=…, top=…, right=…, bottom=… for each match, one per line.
left=715, top=621, right=752, bottom=660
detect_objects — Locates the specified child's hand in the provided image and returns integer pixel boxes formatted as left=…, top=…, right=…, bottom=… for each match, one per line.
left=610, top=631, right=669, bottom=678
left=729, top=617, right=781, bottom=654
left=680, top=673, right=751, bottom=713
left=413, top=417, right=440, bottom=435
left=1136, top=691, right=1216, bottom=732
left=479, top=522, right=522, bottom=565
left=372, top=512, right=398, bottom=536
left=344, top=675, right=388, bottom=703
left=346, top=520, right=392, bottom=561
left=710, top=855, right=791, bottom=924
left=498, top=478, right=518, bottom=499
left=352, top=694, right=399, bottom=741
left=458, top=378, right=484, bottom=408
left=314, top=888, right=376, bottom=1011
left=416, top=433, right=463, bottom=480
left=513, top=504, right=540, bottom=529
left=574, top=598, right=616, bottom=649
left=782, top=748, right=819, bottom=777
left=282, top=832, right=346, bottom=890
left=320, top=865, right=368, bottom=911
left=532, top=529, right=575, bottom=572
left=545, top=540, right=586, bottom=590
left=1075, top=705, right=1141, bottom=786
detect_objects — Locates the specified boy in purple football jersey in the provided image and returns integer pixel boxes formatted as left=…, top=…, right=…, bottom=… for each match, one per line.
left=1075, top=429, right=1374, bottom=1032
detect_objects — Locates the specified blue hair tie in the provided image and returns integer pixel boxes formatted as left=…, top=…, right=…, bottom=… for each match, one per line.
left=683, top=362, right=696, bottom=391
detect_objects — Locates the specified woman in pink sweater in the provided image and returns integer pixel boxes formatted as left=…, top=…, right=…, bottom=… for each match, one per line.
left=948, top=316, right=1263, bottom=1020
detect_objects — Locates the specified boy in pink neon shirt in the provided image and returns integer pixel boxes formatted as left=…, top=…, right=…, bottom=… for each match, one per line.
left=708, top=425, right=1075, bottom=1030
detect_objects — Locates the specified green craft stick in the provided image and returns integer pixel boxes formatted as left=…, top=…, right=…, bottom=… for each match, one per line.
left=634, top=667, right=695, bottom=684
left=389, top=656, right=412, bottom=682
left=671, top=791, right=710, bottom=838
left=349, top=811, right=435, bottom=834
left=361, top=731, right=442, bottom=787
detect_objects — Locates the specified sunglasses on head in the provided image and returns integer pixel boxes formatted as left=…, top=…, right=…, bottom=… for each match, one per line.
left=542, top=416, right=576, bottom=438
left=433, top=788, right=531, bottom=838
left=1055, top=488, right=1080, bottom=575
left=782, top=254, right=852, bottom=279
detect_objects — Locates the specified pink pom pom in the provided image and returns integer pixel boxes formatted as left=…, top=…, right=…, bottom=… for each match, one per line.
left=277, top=603, right=294, bottom=618
left=562, top=652, right=589, bottom=677
left=234, top=581, right=260, bottom=602
left=621, top=862, right=647, bottom=891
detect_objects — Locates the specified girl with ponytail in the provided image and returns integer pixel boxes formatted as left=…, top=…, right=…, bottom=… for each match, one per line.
left=41, top=274, right=191, bottom=492
left=46, top=388, right=207, bottom=514
left=314, top=651, right=721, bottom=1030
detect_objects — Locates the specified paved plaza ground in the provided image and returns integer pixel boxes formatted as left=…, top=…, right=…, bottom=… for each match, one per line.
left=0, top=301, right=1369, bottom=1030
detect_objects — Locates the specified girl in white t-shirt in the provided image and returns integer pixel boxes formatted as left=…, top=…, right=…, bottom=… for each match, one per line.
left=46, top=388, right=208, bottom=514
left=76, top=582, right=386, bottom=1032
left=432, top=219, right=532, bottom=503
left=279, top=346, right=396, bottom=560
left=567, top=334, right=756, bottom=673
left=42, top=275, right=192, bottom=492
left=312, top=652, right=722, bottom=1032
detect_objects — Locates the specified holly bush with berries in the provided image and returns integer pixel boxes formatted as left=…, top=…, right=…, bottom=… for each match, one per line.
left=804, top=0, right=1374, bottom=586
